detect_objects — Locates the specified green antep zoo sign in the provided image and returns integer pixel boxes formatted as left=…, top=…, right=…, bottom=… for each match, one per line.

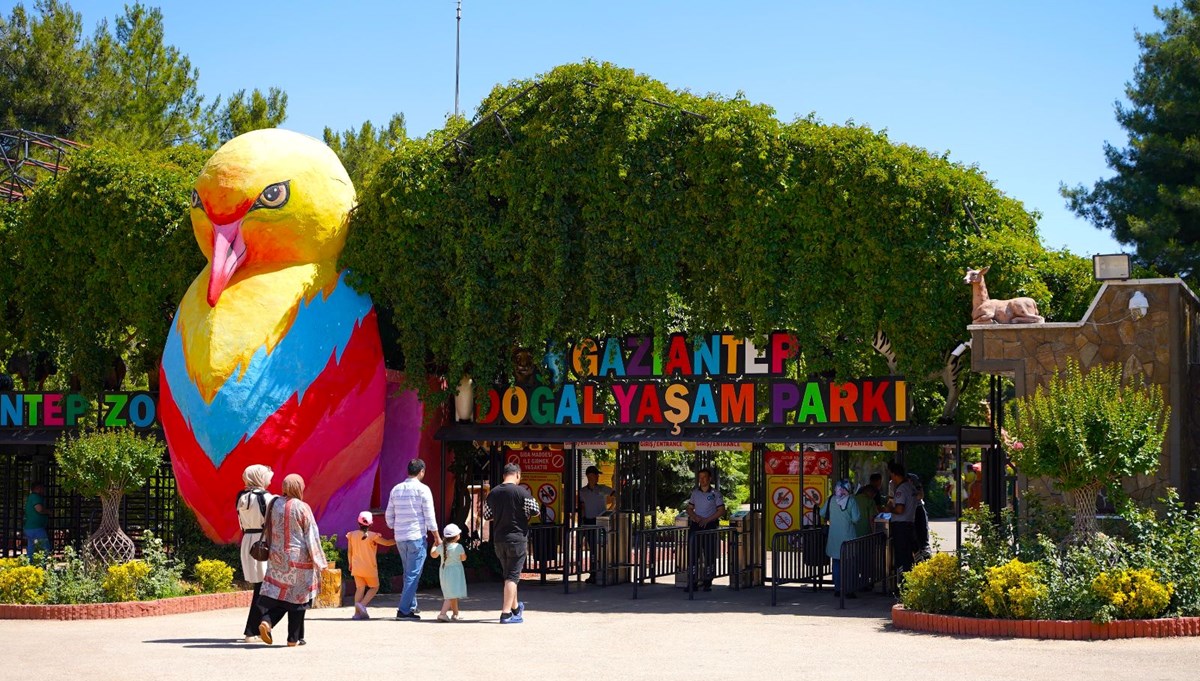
left=477, top=332, right=907, bottom=432
left=0, top=391, right=159, bottom=430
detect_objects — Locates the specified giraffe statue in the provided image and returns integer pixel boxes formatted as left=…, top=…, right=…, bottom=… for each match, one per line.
left=963, top=266, right=1044, bottom=324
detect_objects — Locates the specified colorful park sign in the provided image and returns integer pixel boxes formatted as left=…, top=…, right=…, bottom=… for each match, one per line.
left=476, top=332, right=907, bottom=431
left=0, top=391, right=159, bottom=429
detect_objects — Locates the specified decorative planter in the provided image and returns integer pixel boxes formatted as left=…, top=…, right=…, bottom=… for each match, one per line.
left=892, top=604, right=1200, bottom=640
left=315, top=566, right=343, bottom=608
left=0, top=590, right=252, bottom=620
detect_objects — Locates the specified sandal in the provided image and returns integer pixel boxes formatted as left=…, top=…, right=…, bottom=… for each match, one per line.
left=437, top=613, right=451, bottom=622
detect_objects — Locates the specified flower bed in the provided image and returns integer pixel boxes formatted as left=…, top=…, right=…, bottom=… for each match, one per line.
left=892, top=604, right=1200, bottom=639
left=0, top=589, right=252, bottom=620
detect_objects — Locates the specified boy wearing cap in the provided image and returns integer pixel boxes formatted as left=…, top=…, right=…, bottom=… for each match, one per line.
left=347, top=511, right=396, bottom=620
left=577, top=465, right=615, bottom=584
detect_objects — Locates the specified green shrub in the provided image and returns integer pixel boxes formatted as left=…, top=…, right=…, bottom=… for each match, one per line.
left=194, top=559, right=234, bottom=593
left=40, top=545, right=105, bottom=605
left=1092, top=568, right=1173, bottom=620
left=102, top=560, right=151, bottom=602
left=139, top=531, right=186, bottom=600
left=901, top=552, right=959, bottom=614
left=0, top=564, right=46, bottom=604
left=1121, top=489, right=1200, bottom=616
left=982, top=559, right=1046, bottom=619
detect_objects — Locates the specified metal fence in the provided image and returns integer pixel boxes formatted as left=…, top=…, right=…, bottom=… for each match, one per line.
left=525, top=523, right=610, bottom=593
left=687, top=526, right=739, bottom=600
left=632, top=525, right=740, bottom=600
left=837, top=531, right=887, bottom=609
left=770, top=526, right=830, bottom=606
left=632, top=525, right=689, bottom=599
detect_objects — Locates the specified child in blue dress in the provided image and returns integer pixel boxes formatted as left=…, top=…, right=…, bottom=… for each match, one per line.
left=430, top=523, right=467, bottom=622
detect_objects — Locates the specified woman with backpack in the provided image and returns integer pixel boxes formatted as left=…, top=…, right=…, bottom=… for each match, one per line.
left=236, top=464, right=275, bottom=642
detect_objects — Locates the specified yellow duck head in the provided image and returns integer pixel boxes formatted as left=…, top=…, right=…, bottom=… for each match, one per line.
left=190, top=129, right=355, bottom=307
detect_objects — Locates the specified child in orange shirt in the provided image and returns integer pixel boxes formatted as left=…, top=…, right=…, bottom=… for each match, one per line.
left=347, top=511, right=396, bottom=620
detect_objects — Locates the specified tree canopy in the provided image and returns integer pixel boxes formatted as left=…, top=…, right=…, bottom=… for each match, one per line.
left=1064, top=0, right=1200, bottom=283
left=323, top=113, right=407, bottom=191
left=0, top=1, right=287, bottom=149
left=343, top=61, right=1096, bottom=406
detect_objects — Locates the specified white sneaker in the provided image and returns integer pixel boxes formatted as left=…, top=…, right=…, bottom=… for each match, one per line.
left=243, top=636, right=258, bottom=643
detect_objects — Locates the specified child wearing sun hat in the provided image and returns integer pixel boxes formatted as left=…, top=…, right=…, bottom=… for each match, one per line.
left=346, top=510, right=396, bottom=620
left=430, top=523, right=468, bottom=622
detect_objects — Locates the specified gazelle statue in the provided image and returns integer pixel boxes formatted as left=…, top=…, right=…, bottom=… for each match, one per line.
left=963, top=266, right=1045, bottom=324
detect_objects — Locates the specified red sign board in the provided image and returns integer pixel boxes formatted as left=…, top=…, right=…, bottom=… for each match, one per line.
left=507, top=449, right=565, bottom=473
left=764, top=449, right=834, bottom=476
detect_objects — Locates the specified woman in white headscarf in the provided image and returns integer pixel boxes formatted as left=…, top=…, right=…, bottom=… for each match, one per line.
left=822, top=479, right=861, bottom=598
left=237, top=464, right=275, bottom=642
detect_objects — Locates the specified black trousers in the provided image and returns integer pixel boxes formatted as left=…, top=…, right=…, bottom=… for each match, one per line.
left=890, top=521, right=916, bottom=579
left=258, top=596, right=308, bottom=643
left=242, top=582, right=263, bottom=636
left=689, top=522, right=717, bottom=587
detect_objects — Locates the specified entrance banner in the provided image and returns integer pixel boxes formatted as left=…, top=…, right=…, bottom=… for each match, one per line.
left=507, top=449, right=564, bottom=524
left=835, top=440, right=897, bottom=451
left=639, top=441, right=752, bottom=452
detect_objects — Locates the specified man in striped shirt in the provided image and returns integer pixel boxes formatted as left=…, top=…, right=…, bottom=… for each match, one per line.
left=385, top=459, right=441, bottom=619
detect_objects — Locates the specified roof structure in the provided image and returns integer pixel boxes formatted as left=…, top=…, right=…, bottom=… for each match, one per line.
left=0, top=129, right=83, bottom=202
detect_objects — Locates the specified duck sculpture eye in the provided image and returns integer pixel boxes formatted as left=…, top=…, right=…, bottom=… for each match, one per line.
left=190, top=189, right=203, bottom=209
left=252, top=181, right=290, bottom=210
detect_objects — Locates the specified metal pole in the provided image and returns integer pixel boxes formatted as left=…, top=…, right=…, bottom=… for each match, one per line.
left=454, top=0, right=462, bottom=117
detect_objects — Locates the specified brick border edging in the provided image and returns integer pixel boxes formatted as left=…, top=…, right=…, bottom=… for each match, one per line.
left=0, top=590, right=253, bottom=620
left=892, top=604, right=1200, bottom=639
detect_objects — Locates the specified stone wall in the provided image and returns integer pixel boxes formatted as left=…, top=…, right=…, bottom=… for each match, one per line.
left=969, top=279, right=1199, bottom=505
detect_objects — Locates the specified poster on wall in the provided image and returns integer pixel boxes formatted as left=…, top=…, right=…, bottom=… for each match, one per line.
left=507, top=449, right=564, bottom=524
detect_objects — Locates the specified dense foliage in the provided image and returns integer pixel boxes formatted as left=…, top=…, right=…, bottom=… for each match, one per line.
left=54, top=428, right=165, bottom=498
left=344, top=61, right=1095, bottom=406
left=1064, top=0, right=1200, bottom=283
left=323, top=113, right=407, bottom=191
left=8, top=146, right=205, bottom=386
left=1008, top=360, right=1168, bottom=538
left=193, top=558, right=235, bottom=593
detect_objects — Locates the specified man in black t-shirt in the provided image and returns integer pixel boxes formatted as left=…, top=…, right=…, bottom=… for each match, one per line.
left=484, top=463, right=540, bottom=624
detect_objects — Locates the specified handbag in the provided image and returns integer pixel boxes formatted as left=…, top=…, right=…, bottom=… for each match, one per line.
left=248, top=498, right=277, bottom=562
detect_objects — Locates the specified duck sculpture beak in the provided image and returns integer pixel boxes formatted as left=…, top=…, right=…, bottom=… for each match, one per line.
left=207, top=219, right=246, bottom=307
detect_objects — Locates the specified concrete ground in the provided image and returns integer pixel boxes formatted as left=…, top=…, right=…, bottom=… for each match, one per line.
left=2, top=572, right=1199, bottom=681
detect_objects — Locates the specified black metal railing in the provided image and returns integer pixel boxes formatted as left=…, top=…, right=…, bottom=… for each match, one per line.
left=526, top=523, right=565, bottom=583
left=837, top=531, right=887, bottom=609
left=770, top=526, right=830, bottom=606
left=564, top=525, right=607, bottom=593
left=687, top=526, right=739, bottom=600
left=632, top=525, right=689, bottom=599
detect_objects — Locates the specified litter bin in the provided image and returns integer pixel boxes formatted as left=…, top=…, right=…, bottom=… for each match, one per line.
left=597, top=511, right=631, bottom=585
left=674, top=509, right=691, bottom=587
left=728, top=509, right=762, bottom=588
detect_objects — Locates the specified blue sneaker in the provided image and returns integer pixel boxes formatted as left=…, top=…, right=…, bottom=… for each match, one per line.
left=502, top=613, right=524, bottom=624
left=514, top=601, right=524, bottom=617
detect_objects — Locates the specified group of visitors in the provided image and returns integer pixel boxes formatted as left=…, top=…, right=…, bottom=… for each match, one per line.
left=234, top=458, right=541, bottom=644
left=822, top=461, right=932, bottom=597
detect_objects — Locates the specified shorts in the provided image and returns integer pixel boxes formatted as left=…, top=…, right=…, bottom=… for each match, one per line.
left=494, top=540, right=527, bottom=583
left=353, top=574, right=380, bottom=589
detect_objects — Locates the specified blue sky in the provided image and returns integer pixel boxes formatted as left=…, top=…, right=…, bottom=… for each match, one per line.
left=70, top=1, right=1164, bottom=256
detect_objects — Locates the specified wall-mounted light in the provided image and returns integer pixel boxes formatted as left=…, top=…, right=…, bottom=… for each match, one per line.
left=1129, top=291, right=1149, bottom=320
left=1093, top=253, right=1132, bottom=281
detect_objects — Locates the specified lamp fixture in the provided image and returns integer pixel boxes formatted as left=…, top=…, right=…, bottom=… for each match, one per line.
left=1093, top=253, right=1132, bottom=281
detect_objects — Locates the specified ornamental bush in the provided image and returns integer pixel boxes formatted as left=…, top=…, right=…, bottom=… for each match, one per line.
left=0, top=561, right=46, bottom=604
left=982, top=559, right=1046, bottom=619
left=102, top=560, right=151, bottom=602
left=901, top=552, right=959, bottom=614
left=1092, top=569, right=1173, bottom=620
left=193, top=559, right=234, bottom=594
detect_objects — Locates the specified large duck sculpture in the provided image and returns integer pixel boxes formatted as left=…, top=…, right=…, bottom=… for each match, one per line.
left=160, top=129, right=386, bottom=543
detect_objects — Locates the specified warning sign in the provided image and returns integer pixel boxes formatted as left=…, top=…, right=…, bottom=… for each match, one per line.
left=538, top=483, right=557, bottom=505
left=772, top=486, right=794, bottom=510
left=774, top=510, right=793, bottom=531
left=510, top=449, right=563, bottom=525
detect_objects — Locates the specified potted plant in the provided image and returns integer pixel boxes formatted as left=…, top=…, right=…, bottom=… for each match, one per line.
left=314, top=534, right=343, bottom=608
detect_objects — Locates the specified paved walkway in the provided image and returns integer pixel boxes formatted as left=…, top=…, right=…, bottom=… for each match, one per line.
left=2, top=577, right=1197, bottom=680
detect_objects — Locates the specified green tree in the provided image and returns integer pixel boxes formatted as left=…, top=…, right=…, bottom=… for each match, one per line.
left=0, top=0, right=92, bottom=136
left=55, top=428, right=165, bottom=564
left=343, top=61, right=1085, bottom=412
left=323, top=113, right=406, bottom=190
left=1064, top=0, right=1200, bottom=283
left=9, top=145, right=206, bottom=388
left=1008, top=360, right=1169, bottom=541
left=213, top=87, right=288, bottom=145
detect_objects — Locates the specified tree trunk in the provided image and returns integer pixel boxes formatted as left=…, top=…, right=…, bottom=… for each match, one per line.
left=1067, top=483, right=1102, bottom=543
left=86, top=490, right=135, bottom=566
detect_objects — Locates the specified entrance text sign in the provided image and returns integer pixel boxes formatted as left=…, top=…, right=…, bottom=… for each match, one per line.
left=0, top=392, right=159, bottom=430
left=477, top=332, right=907, bottom=431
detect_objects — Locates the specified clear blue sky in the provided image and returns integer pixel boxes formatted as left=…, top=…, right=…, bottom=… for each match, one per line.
left=71, top=0, right=1164, bottom=256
